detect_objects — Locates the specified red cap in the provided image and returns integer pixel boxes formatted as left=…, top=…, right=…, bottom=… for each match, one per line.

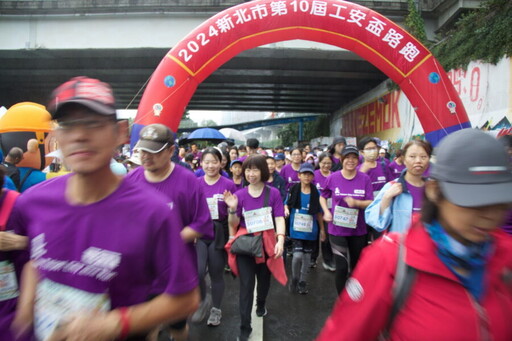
left=48, top=76, right=116, bottom=119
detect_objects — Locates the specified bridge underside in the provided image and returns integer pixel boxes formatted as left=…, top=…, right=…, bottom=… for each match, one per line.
left=0, top=47, right=387, bottom=114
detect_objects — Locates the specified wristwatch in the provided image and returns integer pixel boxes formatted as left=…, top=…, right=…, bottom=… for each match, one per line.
left=229, top=209, right=237, bottom=214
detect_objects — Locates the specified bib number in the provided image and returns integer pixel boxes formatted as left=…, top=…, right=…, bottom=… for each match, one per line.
left=207, top=197, right=219, bottom=220
left=292, top=212, right=314, bottom=233
left=333, top=206, right=359, bottom=229
left=243, top=207, right=274, bottom=233
left=34, top=279, right=110, bottom=341
left=0, top=261, right=18, bottom=302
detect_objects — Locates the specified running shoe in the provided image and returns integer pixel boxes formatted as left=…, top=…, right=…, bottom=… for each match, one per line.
left=256, top=305, right=268, bottom=317
left=322, top=261, right=336, bottom=272
left=190, top=295, right=211, bottom=323
left=288, top=278, right=299, bottom=294
left=207, top=307, right=222, bottom=327
left=298, top=281, right=309, bottom=295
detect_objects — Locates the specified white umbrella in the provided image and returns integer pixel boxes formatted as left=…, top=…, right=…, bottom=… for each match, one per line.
left=219, top=128, right=246, bottom=142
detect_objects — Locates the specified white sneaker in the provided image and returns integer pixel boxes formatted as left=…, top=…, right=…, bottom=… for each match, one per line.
left=207, top=307, right=222, bottom=326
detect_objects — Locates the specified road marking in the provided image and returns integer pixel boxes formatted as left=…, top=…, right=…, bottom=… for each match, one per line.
left=249, top=286, right=263, bottom=341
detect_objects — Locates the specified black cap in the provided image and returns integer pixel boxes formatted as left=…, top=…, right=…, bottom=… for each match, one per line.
left=341, top=145, right=359, bottom=157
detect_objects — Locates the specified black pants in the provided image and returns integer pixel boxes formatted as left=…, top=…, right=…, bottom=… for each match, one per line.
left=329, top=234, right=367, bottom=294
left=236, top=254, right=271, bottom=337
left=311, top=222, right=334, bottom=265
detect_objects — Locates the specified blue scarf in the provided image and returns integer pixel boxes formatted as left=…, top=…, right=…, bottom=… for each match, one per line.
left=426, top=220, right=493, bottom=302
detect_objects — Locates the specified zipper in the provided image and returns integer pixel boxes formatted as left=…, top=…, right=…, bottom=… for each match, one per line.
left=467, top=291, right=491, bottom=341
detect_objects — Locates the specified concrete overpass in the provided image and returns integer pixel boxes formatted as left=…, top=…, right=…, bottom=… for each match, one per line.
left=0, top=0, right=483, bottom=115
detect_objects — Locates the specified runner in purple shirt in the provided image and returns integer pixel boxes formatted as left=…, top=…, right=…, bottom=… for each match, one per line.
left=195, top=148, right=237, bottom=327
left=230, top=159, right=245, bottom=191
left=127, top=123, right=212, bottom=341
left=320, top=145, right=373, bottom=294
left=280, top=147, right=303, bottom=192
left=0, top=180, right=28, bottom=341
left=388, top=149, right=406, bottom=176
left=10, top=77, right=199, bottom=341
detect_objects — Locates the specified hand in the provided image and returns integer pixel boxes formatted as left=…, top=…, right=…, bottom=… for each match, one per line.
left=323, top=210, right=333, bottom=222
left=320, top=229, right=326, bottom=242
left=12, top=310, right=33, bottom=339
left=383, top=182, right=403, bottom=200
left=223, top=190, right=238, bottom=211
left=274, top=239, right=284, bottom=259
left=344, top=197, right=357, bottom=208
left=47, top=311, right=120, bottom=341
left=284, top=206, right=290, bottom=218
left=0, top=232, right=28, bottom=251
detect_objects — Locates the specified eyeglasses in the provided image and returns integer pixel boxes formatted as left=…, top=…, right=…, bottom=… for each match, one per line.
left=363, top=147, right=378, bottom=151
left=57, top=118, right=115, bottom=131
left=319, top=162, right=332, bottom=166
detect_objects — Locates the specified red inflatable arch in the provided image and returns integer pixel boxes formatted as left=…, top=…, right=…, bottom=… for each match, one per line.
left=134, top=0, right=470, bottom=145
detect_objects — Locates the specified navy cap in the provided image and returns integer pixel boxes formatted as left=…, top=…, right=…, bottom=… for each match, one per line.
left=341, top=145, right=359, bottom=157
left=299, top=163, right=315, bottom=174
left=274, top=153, right=285, bottom=161
left=230, top=159, right=242, bottom=167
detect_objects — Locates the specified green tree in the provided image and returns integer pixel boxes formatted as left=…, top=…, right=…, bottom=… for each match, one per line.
left=404, top=0, right=428, bottom=45
left=178, top=110, right=198, bottom=129
left=431, top=0, right=512, bottom=70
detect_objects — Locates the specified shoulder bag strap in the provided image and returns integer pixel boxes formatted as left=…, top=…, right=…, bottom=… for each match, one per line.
left=19, top=168, right=35, bottom=191
left=380, top=233, right=417, bottom=339
left=263, top=185, right=270, bottom=208
left=0, top=190, right=20, bottom=231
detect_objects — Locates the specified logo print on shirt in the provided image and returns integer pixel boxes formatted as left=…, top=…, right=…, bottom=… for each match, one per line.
left=32, top=234, right=47, bottom=260
left=168, top=202, right=174, bottom=210
left=81, top=247, right=121, bottom=271
left=335, top=187, right=341, bottom=195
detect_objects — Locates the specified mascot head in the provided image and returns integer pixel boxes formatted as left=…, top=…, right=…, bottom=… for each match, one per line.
left=0, top=102, right=54, bottom=170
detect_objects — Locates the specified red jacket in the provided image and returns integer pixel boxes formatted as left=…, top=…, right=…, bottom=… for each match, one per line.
left=317, top=216, right=512, bottom=341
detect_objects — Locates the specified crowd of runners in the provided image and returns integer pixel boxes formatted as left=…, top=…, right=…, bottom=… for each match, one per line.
left=0, top=77, right=512, bottom=341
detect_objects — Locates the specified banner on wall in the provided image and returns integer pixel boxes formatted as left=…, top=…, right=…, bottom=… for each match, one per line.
left=340, top=57, right=512, bottom=143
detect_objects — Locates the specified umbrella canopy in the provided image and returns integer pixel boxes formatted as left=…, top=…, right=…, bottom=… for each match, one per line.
left=186, top=127, right=226, bottom=141
left=219, top=128, right=246, bottom=142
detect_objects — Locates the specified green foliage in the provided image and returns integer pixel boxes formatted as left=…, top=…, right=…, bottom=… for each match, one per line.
left=431, top=0, right=512, bottom=70
left=404, top=0, right=428, bottom=45
left=277, top=115, right=331, bottom=146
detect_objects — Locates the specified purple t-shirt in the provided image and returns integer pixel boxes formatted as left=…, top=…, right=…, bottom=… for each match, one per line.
left=331, top=155, right=341, bottom=165
left=235, top=186, right=285, bottom=229
left=501, top=209, right=512, bottom=235
left=232, top=178, right=244, bottom=192
left=313, top=169, right=330, bottom=191
left=357, top=161, right=392, bottom=196
left=321, top=171, right=373, bottom=236
left=406, top=182, right=425, bottom=212
left=198, top=176, right=237, bottom=221
left=126, top=164, right=214, bottom=240
left=8, top=174, right=198, bottom=311
left=388, top=161, right=406, bottom=176
left=280, top=163, right=301, bottom=192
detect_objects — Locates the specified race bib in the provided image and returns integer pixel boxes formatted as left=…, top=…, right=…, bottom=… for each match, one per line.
left=333, top=205, right=359, bottom=229
left=243, top=207, right=274, bottom=233
left=292, top=212, right=314, bottom=233
left=207, top=197, right=219, bottom=220
left=34, top=279, right=110, bottom=341
left=0, top=261, right=18, bottom=302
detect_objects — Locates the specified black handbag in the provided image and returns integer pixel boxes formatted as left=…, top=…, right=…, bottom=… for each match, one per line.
left=230, top=186, right=270, bottom=258
left=230, top=233, right=263, bottom=257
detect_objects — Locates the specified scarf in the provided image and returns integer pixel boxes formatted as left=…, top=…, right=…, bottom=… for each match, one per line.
left=426, top=220, right=493, bottom=301
left=287, top=182, right=321, bottom=215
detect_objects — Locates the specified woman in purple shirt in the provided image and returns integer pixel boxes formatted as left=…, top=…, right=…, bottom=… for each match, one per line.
left=224, top=155, right=286, bottom=341
left=280, top=147, right=303, bottom=193
left=197, top=148, right=237, bottom=327
left=388, top=149, right=406, bottom=177
left=365, top=140, right=432, bottom=234
left=320, top=145, right=373, bottom=294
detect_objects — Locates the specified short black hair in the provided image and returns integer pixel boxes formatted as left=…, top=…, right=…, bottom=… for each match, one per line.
left=358, top=137, right=378, bottom=150
left=242, top=154, right=270, bottom=183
